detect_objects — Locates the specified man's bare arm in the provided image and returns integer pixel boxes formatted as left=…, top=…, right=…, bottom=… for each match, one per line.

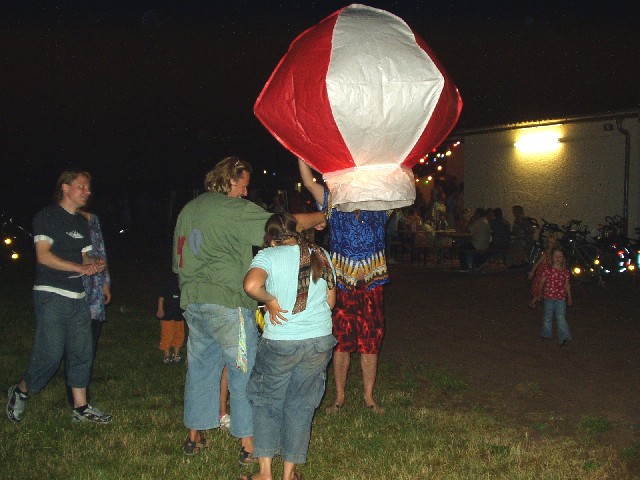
left=35, top=241, right=105, bottom=276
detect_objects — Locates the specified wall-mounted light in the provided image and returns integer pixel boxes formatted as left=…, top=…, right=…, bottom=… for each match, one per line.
left=514, top=130, right=562, bottom=154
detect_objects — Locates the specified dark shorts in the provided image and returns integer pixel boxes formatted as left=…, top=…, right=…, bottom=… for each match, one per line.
left=333, top=284, right=384, bottom=354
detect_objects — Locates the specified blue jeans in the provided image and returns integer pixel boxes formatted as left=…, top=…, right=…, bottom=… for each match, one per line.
left=24, top=291, right=92, bottom=393
left=183, top=304, right=258, bottom=438
left=66, top=319, right=103, bottom=406
left=541, top=298, right=572, bottom=344
left=247, top=334, right=336, bottom=464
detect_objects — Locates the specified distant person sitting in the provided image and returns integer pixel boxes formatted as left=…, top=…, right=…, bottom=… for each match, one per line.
left=458, top=208, right=491, bottom=271
left=403, top=206, right=422, bottom=233
left=508, top=205, right=534, bottom=268
left=385, top=208, right=402, bottom=262
left=489, top=207, right=511, bottom=262
left=435, top=211, right=449, bottom=231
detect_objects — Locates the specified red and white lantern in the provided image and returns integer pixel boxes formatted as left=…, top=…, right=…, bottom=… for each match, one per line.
left=254, top=3, right=462, bottom=211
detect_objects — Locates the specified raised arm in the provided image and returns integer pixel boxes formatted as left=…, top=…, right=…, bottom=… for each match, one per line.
left=298, top=158, right=325, bottom=206
left=291, top=211, right=326, bottom=232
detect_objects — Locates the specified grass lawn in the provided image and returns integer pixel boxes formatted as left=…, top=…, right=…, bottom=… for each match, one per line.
left=0, top=259, right=635, bottom=479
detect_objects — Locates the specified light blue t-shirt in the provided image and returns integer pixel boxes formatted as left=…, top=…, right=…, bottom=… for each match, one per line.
left=249, top=244, right=335, bottom=341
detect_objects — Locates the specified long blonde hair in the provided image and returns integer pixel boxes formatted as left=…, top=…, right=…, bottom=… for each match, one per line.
left=203, top=156, right=252, bottom=194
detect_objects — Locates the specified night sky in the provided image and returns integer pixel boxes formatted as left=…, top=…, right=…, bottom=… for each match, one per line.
left=2, top=1, right=639, bottom=222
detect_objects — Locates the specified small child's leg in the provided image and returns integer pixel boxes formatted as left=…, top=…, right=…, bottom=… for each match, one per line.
left=556, top=300, right=571, bottom=345
left=540, top=298, right=553, bottom=338
left=172, top=320, right=186, bottom=362
left=159, top=320, right=173, bottom=363
left=219, top=366, right=230, bottom=428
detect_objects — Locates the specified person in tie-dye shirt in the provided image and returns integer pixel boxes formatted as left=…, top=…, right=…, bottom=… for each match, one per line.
left=299, top=159, right=389, bottom=414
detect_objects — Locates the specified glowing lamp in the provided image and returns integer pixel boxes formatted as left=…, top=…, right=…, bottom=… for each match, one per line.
left=515, top=130, right=561, bottom=153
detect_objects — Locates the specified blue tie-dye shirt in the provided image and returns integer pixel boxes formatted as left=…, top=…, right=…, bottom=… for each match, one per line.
left=320, top=189, right=390, bottom=291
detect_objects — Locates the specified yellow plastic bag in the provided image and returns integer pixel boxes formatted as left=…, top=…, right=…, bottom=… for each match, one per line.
left=255, top=307, right=265, bottom=333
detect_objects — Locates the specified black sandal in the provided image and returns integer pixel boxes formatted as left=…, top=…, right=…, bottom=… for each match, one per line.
left=183, top=433, right=207, bottom=455
left=239, top=446, right=255, bottom=465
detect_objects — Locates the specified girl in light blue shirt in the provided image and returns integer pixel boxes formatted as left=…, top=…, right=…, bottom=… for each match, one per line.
left=243, top=213, right=336, bottom=480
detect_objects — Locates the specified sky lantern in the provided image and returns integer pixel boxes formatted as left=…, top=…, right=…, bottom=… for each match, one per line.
left=254, top=3, right=462, bottom=211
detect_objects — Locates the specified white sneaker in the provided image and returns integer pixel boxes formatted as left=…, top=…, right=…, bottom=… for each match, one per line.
left=219, top=413, right=231, bottom=429
left=6, top=384, right=29, bottom=422
left=71, top=404, right=112, bottom=424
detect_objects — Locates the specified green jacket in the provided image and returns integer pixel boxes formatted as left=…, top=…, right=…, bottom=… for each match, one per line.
left=172, top=192, right=271, bottom=310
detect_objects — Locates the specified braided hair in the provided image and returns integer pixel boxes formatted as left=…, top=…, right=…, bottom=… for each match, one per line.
left=265, top=213, right=335, bottom=287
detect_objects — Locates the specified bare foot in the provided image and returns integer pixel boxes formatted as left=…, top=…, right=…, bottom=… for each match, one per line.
left=365, top=403, right=385, bottom=414
left=325, top=403, right=344, bottom=414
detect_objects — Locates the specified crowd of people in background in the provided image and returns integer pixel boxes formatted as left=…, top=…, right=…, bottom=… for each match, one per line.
left=383, top=179, right=536, bottom=273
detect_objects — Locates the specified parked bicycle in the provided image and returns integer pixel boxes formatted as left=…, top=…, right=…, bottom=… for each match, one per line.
left=525, top=217, right=558, bottom=266
left=525, top=218, right=603, bottom=286
left=526, top=215, right=638, bottom=287
left=559, top=219, right=603, bottom=286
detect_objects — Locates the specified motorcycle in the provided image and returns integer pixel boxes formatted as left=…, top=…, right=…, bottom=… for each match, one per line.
left=592, top=215, right=637, bottom=276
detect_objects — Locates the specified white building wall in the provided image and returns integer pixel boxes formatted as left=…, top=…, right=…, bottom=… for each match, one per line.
left=463, top=115, right=639, bottom=234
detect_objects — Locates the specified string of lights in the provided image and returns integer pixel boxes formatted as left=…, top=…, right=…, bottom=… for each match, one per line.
left=412, top=139, right=462, bottom=184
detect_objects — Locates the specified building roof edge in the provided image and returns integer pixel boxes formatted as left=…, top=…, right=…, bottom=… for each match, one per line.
left=452, top=108, right=640, bottom=137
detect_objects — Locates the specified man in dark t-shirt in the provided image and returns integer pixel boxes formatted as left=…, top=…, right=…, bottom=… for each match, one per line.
left=6, top=170, right=112, bottom=424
